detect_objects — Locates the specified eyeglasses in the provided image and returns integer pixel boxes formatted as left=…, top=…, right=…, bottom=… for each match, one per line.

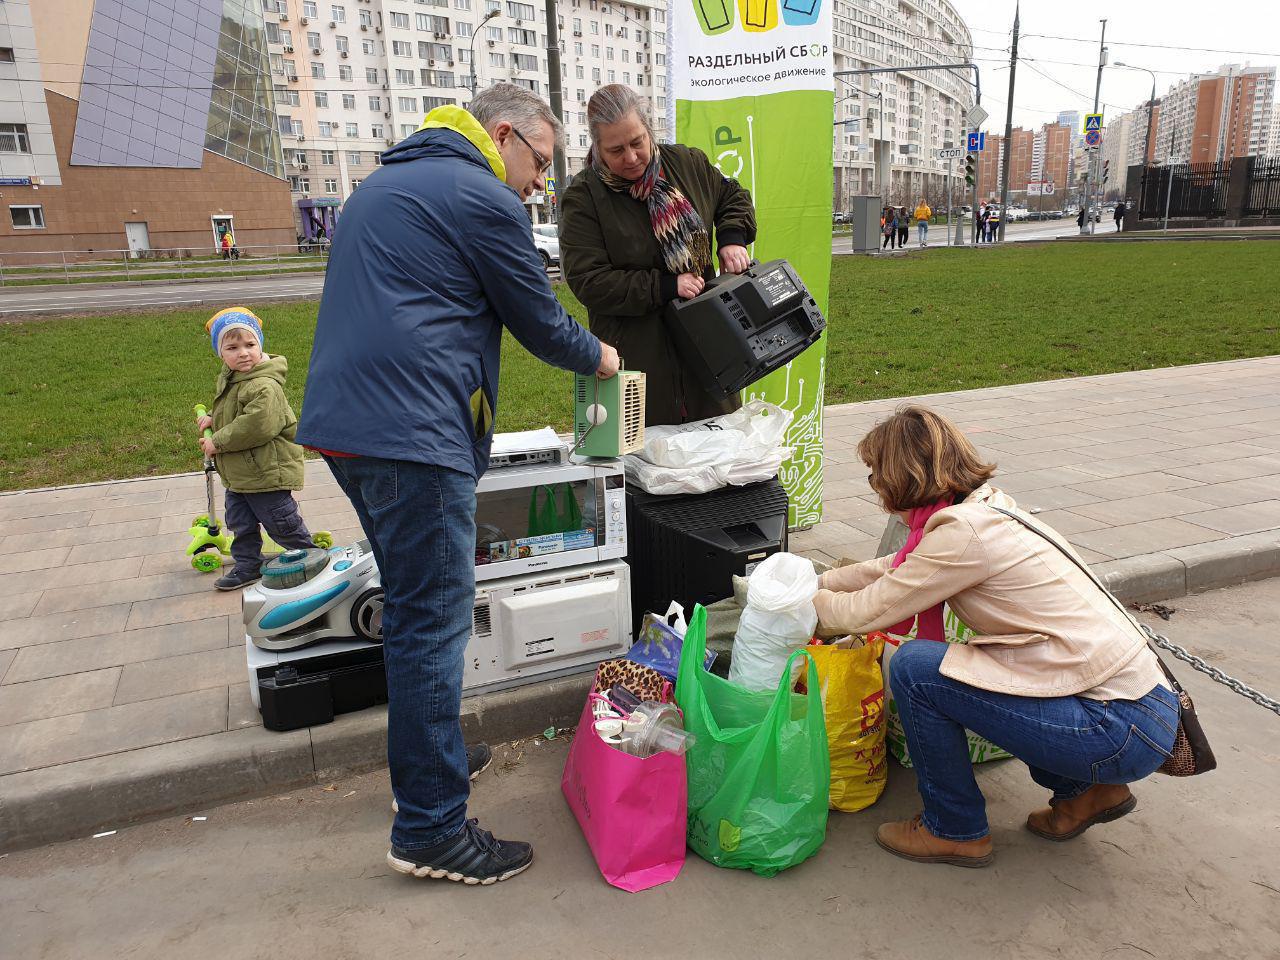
left=511, top=127, right=552, bottom=176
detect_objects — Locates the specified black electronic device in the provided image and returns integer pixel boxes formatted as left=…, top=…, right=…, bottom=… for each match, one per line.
left=254, top=644, right=388, bottom=732
left=625, top=478, right=789, bottom=633
left=663, top=259, right=826, bottom=401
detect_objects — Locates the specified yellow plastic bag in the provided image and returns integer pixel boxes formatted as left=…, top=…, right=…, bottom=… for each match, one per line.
left=807, top=638, right=888, bottom=813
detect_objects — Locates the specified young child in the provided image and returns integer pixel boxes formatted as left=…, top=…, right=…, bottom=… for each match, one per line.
left=198, top=307, right=317, bottom=590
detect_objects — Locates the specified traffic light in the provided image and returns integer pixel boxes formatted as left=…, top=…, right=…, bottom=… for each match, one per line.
left=965, top=153, right=976, bottom=186
left=1103, top=159, right=1110, bottom=183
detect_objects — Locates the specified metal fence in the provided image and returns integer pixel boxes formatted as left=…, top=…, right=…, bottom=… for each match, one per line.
left=1138, top=160, right=1231, bottom=220
left=0, top=244, right=330, bottom=286
left=1243, top=156, right=1280, bottom=219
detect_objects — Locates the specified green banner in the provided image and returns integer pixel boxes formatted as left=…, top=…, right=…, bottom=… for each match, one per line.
left=671, top=5, right=834, bottom=527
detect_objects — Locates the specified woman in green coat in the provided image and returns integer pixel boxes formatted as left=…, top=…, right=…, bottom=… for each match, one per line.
left=559, top=84, right=757, bottom=426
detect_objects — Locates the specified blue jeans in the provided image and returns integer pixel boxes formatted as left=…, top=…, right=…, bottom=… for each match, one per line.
left=324, top=455, right=477, bottom=851
left=890, top=640, right=1180, bottom=842
left=918, top=221, right=928, bottom=244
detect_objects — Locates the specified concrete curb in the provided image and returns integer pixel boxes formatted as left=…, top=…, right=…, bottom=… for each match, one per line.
left=4, top=532, right=1279, bottom=852
left=0, top=674, right=592, bottom=853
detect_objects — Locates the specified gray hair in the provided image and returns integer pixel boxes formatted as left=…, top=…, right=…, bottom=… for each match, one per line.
left=586, top=83, right=654, bottom=149
left=470, top=83, right=563, bottom=140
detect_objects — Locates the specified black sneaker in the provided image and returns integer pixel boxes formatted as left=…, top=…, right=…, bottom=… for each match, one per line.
left=392, top=743, right=492, bottom=813
left=387, top=818, right=533, bottom=885
left=215, top=568, right=261, bottom=591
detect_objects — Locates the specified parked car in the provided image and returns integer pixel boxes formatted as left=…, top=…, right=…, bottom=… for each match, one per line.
left=531, top=224, right=560, bottom=268
left=833, top=211, right=848, bottom=224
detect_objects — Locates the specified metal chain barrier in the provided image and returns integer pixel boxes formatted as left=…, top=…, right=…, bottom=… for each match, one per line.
left=1140, top=623, right=1280, bottom=717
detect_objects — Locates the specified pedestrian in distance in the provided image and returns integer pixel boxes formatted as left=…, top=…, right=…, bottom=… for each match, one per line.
left=914, top=198, right=932, bottom=248
left=897, top=207, right=910, bottom=249
left=882, top=206, right=896, bottom=250
left=297, top=84, right=620, bottom=888
left=813, top=406, right=1180, bottom=868
left=977, top=204, right=989, bottom=243
left=1077, top=207, right=1087, bottom=230
left=985, top=205, right=999, bottom=243
left=1114, top=200, right=1127, bottom=232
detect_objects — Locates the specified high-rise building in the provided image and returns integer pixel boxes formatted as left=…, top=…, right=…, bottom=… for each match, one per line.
left=1268, top=109, right=1280, bottom=157
left=260, top=0, right=669, bottom=220
left=975, top=126, right=1034, bottom=202
left=2, top=0, right=296, bottom=252
left=830, top=0, right=975, bottom=210
left=1154, top=64, right=1276, bottom=164
left=1100, top=110, right=1134, bottom=200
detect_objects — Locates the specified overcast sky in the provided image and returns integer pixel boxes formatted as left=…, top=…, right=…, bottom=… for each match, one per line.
left=948, top=0, right=1280, bottom=131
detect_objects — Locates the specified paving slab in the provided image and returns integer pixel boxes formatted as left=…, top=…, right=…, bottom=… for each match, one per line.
left=1, top=356, right=1279, bottom=851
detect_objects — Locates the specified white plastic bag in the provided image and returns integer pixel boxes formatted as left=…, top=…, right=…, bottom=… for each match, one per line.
left=622, top=401, right=794, bottom=496
left=728, top=552, right=819, bottom=691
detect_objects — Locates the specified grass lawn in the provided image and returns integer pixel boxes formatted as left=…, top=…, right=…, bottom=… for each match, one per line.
left=1, top=240, right=1277, bottom=492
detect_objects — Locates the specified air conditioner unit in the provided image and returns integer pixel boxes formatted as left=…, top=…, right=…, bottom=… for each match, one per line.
left=428, top=58, right=435, bottom=66
left=283, top=44, right=294, bottom=52
left=386, top=137, right=395, bottom=145
left=301, top=163, right=309, bottom=170
left=384, top=111, right=391, bottom=118
left=435, top=32, right=446, bottom=40
left=487, top=39, right=495, bottom=46
left=312, top=47, right=322, bottom=54
left=300, top=16, right=308, bottom=24
left=329, top=20, right=336, bottom=27
left=515, top=18, right=522, bottom=24
left=279, top=12, right=289, bottom=21
left=447, top=59, right=454, bottom=66
left=375, top=25, right=382, bottom=32
left=381, top=82, right=389, bottom=89
left=360, top=23, right=367, bottom=30
left=297, top=134, right=306, bottom=141
left=341, top=50, right=348, bottom=58
left=287, top=73, right=299, bottom=81
left=573, top=29, right=582, bottom=36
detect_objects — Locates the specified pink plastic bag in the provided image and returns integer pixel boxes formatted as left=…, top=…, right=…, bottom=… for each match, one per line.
left=561, top=699, right=688, bottom=893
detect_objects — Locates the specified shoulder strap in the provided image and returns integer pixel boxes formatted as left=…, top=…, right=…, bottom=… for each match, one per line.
left=987, top=505, right=1186, bottom=695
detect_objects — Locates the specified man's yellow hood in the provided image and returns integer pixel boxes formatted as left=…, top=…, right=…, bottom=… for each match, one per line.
left=418, top=105, right=506, bottom=181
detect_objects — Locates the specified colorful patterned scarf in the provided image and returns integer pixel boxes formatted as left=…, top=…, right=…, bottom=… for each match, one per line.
left=593, top=143, right=712, bottom=278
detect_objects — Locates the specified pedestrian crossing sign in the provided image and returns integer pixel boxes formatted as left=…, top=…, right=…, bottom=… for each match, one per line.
left=1084, top=114, right=1104, bottom=133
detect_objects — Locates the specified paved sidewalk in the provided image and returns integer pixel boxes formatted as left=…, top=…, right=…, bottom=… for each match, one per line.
left=2, top=356, right=1279, bottom=850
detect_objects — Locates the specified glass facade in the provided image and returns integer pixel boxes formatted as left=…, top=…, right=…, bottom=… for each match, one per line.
left=207, top=0, right=285, bottom=177
left=72, top=0, right=283, bottom=178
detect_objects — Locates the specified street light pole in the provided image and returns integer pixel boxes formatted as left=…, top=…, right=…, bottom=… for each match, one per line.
left=469, top=9, right=500, bottom=100
left=1115, top=62, right=1157, bottom=215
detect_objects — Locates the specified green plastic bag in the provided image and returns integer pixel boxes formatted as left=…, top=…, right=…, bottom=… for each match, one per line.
left=527, top=483, right=583, bottom=537
left=675, top=605, right=830, bottom=877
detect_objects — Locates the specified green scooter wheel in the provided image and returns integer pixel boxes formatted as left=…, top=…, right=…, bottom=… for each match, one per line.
left=191, top=552, right=223, bottom=573
left=312, top=531, right=334, bottom=549
left=191, top=514, right=211, bottom=529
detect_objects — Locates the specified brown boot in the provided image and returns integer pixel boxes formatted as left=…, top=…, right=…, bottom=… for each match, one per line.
left=875, top=814, right=993, bottom=868
left=1026, top=784, right=1136, bottom=842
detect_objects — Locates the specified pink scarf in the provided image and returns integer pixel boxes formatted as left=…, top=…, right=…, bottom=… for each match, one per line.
left=887, top=498, right=953, bottom=641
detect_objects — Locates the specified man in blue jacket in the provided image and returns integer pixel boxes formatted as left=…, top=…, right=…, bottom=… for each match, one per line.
left=298, top=84, right=618, bottom=886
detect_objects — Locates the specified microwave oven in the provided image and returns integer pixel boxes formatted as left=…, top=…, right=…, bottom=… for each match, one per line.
left=474, top=459, right=626, bottom=582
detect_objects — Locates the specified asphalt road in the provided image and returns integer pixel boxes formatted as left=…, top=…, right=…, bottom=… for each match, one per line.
left=3, top=578, right=1278, bottom=960
left=0, top=273, right=329, bottom=317
left=0, top=265, right=564, bottom=317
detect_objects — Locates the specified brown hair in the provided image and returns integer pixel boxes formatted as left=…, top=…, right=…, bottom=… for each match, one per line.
left=857, top=405, right=997, bottom=512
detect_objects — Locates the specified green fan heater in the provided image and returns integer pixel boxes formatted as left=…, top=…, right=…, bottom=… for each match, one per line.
left=573, top=370, right=646, bottom=458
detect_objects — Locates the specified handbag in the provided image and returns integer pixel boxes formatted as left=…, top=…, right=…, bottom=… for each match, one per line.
left=988, top=505, right=1216, bottom=777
